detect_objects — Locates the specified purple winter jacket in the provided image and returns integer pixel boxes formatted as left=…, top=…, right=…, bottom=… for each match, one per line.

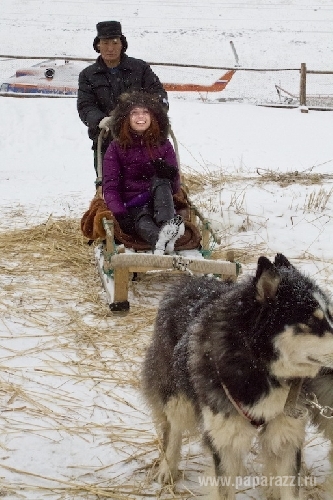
left=103, top=136, right=180, bottom=217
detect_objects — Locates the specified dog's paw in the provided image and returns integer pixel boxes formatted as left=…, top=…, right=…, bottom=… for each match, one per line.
left=156, top=458, right=179, bottom=484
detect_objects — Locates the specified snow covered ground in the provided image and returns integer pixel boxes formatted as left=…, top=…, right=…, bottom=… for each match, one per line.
left=1, top=1, right=333, bottom=499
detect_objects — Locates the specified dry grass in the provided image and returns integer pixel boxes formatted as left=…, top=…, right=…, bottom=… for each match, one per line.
left=255, top=169, right=332, bottom=187
left=182, top=168, right=333, bottom=194
left=304, top=187, right=333, bottom=212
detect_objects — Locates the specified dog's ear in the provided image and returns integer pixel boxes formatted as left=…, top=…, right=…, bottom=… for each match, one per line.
left=274, top=253, right=293, bottom=269
left=255, top=256, right=281, bottom=303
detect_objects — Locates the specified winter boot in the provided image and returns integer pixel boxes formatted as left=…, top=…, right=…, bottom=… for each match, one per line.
left=154, top=216, right=184, bottom=255
left=165, top=216, right=185, bottom=254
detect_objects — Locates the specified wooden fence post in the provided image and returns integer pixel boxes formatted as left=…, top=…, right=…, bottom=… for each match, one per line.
left=299, top=63, right=308, bottom=112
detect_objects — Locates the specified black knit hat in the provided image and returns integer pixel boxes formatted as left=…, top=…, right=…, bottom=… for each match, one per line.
left=96, top=21, right=122, bottom=38
left=111, top=92, right=170, bottom=142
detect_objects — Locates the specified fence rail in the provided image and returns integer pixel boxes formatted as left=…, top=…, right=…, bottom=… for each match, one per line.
left=0, top=54, right=325, bottom=72
left=0, top=56, right=332, bottom=110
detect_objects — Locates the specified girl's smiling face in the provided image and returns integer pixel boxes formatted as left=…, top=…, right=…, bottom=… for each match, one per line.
left=129, top=107, right=152, bottom=134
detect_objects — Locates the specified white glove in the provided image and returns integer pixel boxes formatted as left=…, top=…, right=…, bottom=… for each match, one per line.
left=98, top=116, right=112, bottom=131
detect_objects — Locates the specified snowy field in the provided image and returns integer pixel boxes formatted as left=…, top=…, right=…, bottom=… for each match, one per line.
left=1, top=1, right=333, bottom=499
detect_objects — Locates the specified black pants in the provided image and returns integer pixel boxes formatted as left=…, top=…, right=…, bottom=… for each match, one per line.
left=124, top=177, right=175, bottom=247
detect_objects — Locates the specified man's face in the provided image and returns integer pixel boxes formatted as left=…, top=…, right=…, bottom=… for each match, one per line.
left=98, top=37, right=122, bottom=67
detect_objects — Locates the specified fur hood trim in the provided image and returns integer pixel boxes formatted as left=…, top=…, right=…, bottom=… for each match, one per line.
left=110, top=91, right=170, bottom=142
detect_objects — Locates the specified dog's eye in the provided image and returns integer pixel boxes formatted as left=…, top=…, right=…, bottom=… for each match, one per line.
left=294, top=323, right=311, bottom=334
left=307, top=314, right=330, bottom=337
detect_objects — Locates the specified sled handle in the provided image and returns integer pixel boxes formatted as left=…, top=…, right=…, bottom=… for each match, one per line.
left=96, top=129, right=108, bottom=186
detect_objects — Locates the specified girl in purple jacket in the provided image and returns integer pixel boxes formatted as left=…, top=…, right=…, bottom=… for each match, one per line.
left=102, top=91, right=185, bottom=255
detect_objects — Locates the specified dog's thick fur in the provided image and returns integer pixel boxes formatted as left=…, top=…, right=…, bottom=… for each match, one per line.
left=141, top=254, right=333, bottom=500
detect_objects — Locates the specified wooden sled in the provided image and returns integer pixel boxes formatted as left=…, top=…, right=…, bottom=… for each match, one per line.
left=81, top=130, right=241, bottom=312
left=275, top=84, right=333, bottom=109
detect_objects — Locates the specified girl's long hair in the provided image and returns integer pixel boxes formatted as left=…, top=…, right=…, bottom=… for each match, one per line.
left=118, top=112, right=161, bottom=149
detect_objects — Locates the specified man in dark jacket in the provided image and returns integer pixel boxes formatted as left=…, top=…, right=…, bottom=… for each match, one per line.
left=77, top=20, right=168, bottom=177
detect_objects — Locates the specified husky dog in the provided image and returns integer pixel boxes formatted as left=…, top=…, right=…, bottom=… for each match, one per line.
left=141, top=254, right=333, bottom=500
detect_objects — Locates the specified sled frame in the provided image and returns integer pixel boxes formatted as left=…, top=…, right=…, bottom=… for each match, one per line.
left=100, top=218, right=240, bottom=312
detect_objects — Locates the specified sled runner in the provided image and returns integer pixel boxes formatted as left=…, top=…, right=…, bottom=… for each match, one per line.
left=81, top=130, right=241, bottom=312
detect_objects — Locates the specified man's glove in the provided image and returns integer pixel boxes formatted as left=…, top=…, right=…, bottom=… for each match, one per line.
left=152, top=159, right=178, bottom=180
left=98, top=116, right=113, bottom=132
